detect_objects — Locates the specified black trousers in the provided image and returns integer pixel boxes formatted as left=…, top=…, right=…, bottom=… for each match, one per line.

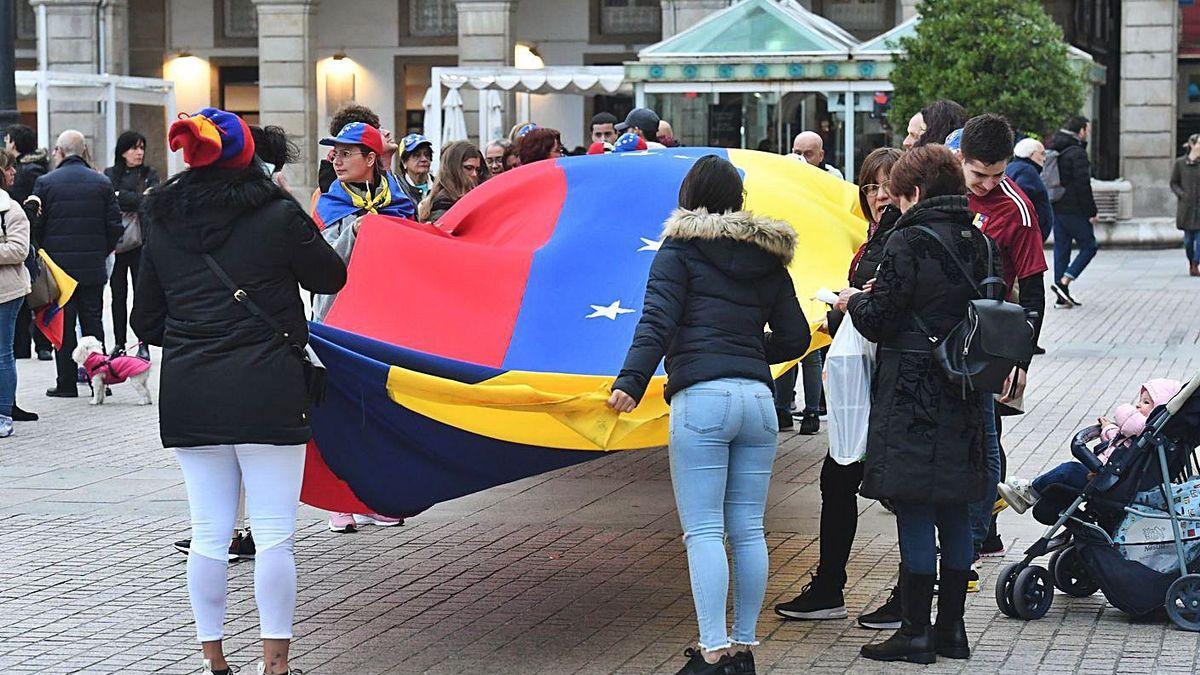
left=13, top=298, right=52, bottom=358
left=110, top=248, right=141, bottom=348
left=55, top=283, right=105, bottom=391
left=817, top=454, right=865, bottom=589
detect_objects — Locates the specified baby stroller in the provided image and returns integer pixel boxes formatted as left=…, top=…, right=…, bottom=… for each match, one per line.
left=995, top=375, right=1200, bottom=631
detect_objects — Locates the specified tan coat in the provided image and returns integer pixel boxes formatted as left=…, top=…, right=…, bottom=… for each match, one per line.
left=0, top=190, right=32, bottom=305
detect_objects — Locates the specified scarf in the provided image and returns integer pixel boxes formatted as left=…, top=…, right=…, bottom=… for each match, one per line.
left=315, top=171, right=415, bottom=229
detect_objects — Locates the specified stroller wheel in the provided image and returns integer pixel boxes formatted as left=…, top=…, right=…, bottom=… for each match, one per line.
left=1165, top=574, right=1200, bottom=632
left=1049, top=547, right=1099, bottom=598
left=995, top=562, right=1022, bottom=618
left=1012, top=566, right=1054, bottom=620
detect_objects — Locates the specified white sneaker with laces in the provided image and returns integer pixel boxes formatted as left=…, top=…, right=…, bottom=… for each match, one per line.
left=997, top=477, right=1039, bottom=514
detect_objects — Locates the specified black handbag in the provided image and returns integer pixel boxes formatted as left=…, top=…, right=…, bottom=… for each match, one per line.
left=201, top=253, right=327, bottom=406
left=909, top=225, right=1033, bottom=398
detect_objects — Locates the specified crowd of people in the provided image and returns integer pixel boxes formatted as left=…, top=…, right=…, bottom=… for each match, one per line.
left=0, top=89, right=1184, bottom=675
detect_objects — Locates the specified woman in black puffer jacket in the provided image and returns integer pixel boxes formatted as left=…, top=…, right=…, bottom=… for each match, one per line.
left=609, top=156, right=809, bottom=675
left=842, top=144, right=996, bottom=665
left=104, top=131, right=159, bottom=358
left=131, top=109, right=345, bottom=675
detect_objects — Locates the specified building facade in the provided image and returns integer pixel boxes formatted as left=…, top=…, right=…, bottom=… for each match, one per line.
left=5, top=0, right=1184, bottom=219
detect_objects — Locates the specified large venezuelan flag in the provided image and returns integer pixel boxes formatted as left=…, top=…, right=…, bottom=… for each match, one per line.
left=301, top=147, right=867, bottom=517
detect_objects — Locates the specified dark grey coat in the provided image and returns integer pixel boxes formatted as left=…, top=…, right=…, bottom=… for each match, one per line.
left=846, top=196, right=999, bottom=505
left=1170, top=157, right=1200, bottom=231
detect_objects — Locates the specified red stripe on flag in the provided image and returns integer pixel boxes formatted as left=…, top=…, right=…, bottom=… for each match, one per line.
left=323, top=161, right=567, bottom=367
left=299, top=441, right=374, bottom=514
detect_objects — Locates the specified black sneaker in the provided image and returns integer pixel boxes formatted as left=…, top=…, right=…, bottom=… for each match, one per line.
left=236, top=529, right=256, bottom=561
left=675, top=648, right=736, bottom=675
left=730, top=650, right=755, bottom=675
left=980, top=534, right=1006, bottom=557
left=798, top=412, right=820, bottom=436
left=36, top=349, right=52, bottom=361
left=173, top=537, right=240, bottom=562
left=10, top=404, right=38, bottom=422
left=775, top=576, right=847, bottom=620
left=1051, top=283, right=1081, bottom=307
left=857, top=586, right=902, bottom=630
left=776, top=409, right=794, bottom=431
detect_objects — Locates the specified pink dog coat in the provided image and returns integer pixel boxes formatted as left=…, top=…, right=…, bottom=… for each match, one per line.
left=83, top=352, right=150, bottom=385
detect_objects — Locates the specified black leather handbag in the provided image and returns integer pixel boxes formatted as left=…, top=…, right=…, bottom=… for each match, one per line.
left=909, top=225, right=1033, bottom=398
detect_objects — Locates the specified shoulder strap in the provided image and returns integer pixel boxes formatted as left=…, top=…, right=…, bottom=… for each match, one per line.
left=909, top=225, right=1003, bottom=300
left=200, top=252, right=302, bottom=354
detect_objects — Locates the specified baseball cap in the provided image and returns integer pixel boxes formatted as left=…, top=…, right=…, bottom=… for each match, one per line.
left=319, top=122, right=385, bottom=156
left=401, top=133, right=432, bottom=155
left=586, top=141, right=613, bottom=155
left=944, top=128, right=963, bottom=152
left=613, top=132, right=647, bottom=153
left=516, top=123, right=539, bottom=138
left=615, top=108, right=660, bottom=136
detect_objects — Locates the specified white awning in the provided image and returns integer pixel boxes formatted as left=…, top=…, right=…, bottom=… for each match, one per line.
left=424, top=66, right=630, bottom=171
left=16, top=70, right=180, bottom=174
left=436, top=66, right=628, bottom=96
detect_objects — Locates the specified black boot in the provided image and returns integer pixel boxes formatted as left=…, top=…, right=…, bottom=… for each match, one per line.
left=934, top=567, right=971, bottom=659
left=860, top=569, right=937, bottom=664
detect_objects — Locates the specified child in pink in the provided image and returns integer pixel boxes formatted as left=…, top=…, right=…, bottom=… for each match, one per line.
left=999, top=378, right=1183, bottom=514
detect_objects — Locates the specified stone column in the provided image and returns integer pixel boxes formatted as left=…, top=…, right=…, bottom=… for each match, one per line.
left=253, top=0, right=318, bottom=194
left=31, top=0, right=103, bottom=148
left=660, top=0, right=730, bottom=39
left=899, top=0, right=919, bottom=22
left=456, top=1, right=516, bottom=143
left=1120, top=0, right=1178, bottom=218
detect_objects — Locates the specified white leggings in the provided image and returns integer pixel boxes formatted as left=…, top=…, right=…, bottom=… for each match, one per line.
left=175, top=444, right=306, bottom=642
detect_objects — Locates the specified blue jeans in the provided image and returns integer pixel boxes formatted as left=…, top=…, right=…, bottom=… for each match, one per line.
left=896, top=502, right=974, bottom=575
left=1032, top=461, right=1090, bottom=494
left=1053, top=213, right=1098, bottom=282
left=0, top=297, right=21, bottom=417
left=773, top=351, right=825, bottom=414
left=1186, top=230, right=1200, bottom=264
left=669, top=378, right=778, bottom=650
left=969, top=395, right=1002, bottom=551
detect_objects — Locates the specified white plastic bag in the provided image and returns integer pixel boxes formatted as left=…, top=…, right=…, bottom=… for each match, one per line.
left=824, top=313, right=876, bottom=465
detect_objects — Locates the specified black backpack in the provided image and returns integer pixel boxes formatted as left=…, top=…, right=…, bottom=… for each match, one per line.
left=909, top=225, right=1033, bottom=398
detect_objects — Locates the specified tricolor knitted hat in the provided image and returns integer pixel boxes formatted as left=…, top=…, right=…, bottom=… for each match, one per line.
left=169, top=107, right=256, bottom=170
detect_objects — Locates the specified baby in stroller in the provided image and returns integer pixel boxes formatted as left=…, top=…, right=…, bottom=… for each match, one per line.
left=999, top=378, right=1184, bottom=514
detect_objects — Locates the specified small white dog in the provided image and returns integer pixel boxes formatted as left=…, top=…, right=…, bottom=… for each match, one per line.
left=71, top=336, right=153, bottom=406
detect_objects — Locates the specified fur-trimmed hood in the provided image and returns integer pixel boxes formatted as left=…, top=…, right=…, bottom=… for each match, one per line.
left=17, top=148, right=49, bottom=167
left=662, top=207, right=796, bottom=279
left=143, top=164, right=290, bottom=253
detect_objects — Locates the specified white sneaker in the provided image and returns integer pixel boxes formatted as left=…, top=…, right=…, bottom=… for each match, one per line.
left=997, top=477, right=1038, bottom=514
left=201, top=658, right=239, bottom=673
left=0, top=415, right=12, bottom=438
left=353, top=513, right=404, bottom=527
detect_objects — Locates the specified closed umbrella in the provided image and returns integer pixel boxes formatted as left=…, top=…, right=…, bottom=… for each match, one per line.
left=483, top=89, right=504, bottom=144
left=442, top=86, right=468, bottom=144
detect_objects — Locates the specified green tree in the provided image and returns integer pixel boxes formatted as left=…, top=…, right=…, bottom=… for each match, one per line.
left=889, top=0, right=1086, bottom=137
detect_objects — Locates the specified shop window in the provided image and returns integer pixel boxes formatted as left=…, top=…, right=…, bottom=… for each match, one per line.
left=13, top=1, right=36, bottom=46
left=219, top=66, right=260, bottom=126
left=400, top=0, right=458, bottom=46
left=812, top=0, right=895, bottom=40
left=394, top=56, right=457, bottom=137
left=591, top=0, right=661, bottom=44
left=215, top=0, right=257, bottom=47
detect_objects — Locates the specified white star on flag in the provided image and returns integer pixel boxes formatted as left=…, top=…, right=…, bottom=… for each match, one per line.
left=586, top=300, right=636, bottom=320
left=638, top=237, right=663, bottom=252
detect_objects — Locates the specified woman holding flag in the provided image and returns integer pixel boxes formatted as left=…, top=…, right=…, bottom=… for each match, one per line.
left=311, top=121, right=414, bottom=533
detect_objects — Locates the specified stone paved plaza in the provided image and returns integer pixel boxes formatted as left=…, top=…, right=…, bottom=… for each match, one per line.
left=1, top=249, right=1199, bottom=674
